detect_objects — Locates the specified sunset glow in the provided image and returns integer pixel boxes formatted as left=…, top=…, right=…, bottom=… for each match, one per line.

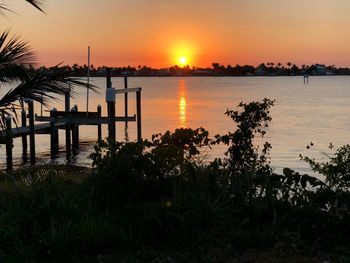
left=179, top=56, right=187, bottom=67
left=178, top=80, right=187, bottom=128
left=5, top=0, right=350, bottom=67
left=171, top=45, right=194, bottom=67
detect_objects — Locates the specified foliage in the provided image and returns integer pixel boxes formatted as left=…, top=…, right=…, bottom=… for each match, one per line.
left=90, top=127, right=211, bottom=204
left=0, top=1, right=96, bottom=128
left=0, top=0, right=44, bottom=15
left=301, top=144, right=350, bottom=215
left=2, top=99, right=350, bottom=261
left=213, top=98, right=275, bottom=203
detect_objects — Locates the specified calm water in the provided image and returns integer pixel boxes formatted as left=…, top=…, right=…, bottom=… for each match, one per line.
left=2, top=76, right=350, bottom=174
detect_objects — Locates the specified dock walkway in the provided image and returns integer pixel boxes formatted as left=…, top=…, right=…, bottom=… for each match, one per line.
left=1, top=123, right=65, bottom=141
left=0, top=71, right=142, bottom=171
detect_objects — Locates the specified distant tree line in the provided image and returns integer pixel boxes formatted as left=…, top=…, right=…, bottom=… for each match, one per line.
left=30, top=62, right=350, bottom=77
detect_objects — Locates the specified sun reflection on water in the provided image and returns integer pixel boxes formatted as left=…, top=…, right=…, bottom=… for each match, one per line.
left=178, top=80, right=187, bottom=127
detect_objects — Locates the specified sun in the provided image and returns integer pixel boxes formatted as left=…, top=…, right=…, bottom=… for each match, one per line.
left=170, top=44, right=195, bottom=66
left=179, top=56, right=187, bottom=66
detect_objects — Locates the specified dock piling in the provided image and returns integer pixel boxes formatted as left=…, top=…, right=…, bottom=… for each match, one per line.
left=0, top=73, right=143, bottom=167
left=106, top=68, right=116, bottom=149
left=21, top=110, right=27, bottom=163
left=5, top=115, right=13, bottom=171
left=65, top=91, right=71, bottom=158
left=124, top=75, right=128, bottom=119
left=97, top=104, right=102, bottom=142
left=26, top=99, right=36, bottom=164
left=74, top=105, right=79, bottom=149
left=136, top=90, right=142, bottom=142
left=72, top=105, right=79, bottom=152
left=50, top=108, right=58, bottom=159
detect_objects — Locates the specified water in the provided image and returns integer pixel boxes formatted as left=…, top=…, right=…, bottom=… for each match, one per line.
left=2, top=76, right=350, bottom=174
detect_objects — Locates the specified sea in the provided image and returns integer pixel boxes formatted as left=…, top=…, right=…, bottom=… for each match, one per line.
left=2, top=76, right=350, bottom=175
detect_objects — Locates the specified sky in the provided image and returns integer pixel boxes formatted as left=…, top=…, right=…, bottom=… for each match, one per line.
left=3, top=0, right=350, bottom=67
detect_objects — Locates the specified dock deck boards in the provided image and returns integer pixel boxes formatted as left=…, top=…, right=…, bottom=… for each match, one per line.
left=0, top=122, right=66, bottom=144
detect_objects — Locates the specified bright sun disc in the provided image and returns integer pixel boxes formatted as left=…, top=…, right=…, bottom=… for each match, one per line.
left=179, top=56, right=187, bottom=66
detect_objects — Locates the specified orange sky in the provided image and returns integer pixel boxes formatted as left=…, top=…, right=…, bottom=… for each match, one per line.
left=3, top=0, right=350, bottom=67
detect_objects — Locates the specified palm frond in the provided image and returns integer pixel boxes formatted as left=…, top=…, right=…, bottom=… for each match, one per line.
left=0, top=65, right=98, bottom=109
left=0, top=31, right=34, bottom=65
left=0, top=65, right=98, bottom=129
left=0, top=4, right=12, bottom=16
left=25, top=0, right=45, bottom=13
left=0, top=31, right=35, bottom=85
left=0, top=1, right=45, bottom=15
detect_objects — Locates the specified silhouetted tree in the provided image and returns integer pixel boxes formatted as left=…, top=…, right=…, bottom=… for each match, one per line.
left=0, top=1, right=93, bottom=128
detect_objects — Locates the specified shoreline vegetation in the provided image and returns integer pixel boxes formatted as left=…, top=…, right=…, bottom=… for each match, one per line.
left=33, top=63, right=350, bottom=77
left=2, top=99, right=350, bottom=262
left=3, top=2, right=350, bottom=261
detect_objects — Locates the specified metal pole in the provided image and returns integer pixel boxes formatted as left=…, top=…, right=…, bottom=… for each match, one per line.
left=86, top=46, right=91, bottom=114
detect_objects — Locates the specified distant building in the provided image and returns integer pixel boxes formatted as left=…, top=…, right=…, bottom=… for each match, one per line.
left=121, top=71, right=134, bottom=76
left=193, top=70, right=212, bottom=76
left=255, top=64, right=268, bottom=76
left=96, top=68, right=106, bottom=76
left=312, top=64, right=327, bottom=75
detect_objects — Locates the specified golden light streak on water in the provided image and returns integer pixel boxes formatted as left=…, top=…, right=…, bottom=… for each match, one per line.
left=178, top=80, right=187, bottom=127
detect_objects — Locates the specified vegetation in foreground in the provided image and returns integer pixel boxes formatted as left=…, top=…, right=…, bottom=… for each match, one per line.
left=1, top=99, right=350, bottom=262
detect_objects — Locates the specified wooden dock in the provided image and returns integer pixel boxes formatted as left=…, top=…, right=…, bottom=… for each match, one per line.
left=0, top=122, right=65, bottom=142
left=0, top=70, right=142, bottom=171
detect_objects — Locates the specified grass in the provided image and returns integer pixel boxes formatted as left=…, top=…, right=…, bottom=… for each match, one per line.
left=0, top=164, right=347, bottom=262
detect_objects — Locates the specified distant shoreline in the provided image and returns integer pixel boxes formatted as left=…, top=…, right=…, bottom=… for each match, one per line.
left=36, top=63, right=350, bottom=78
left=86, top=74, right=348, bottom=78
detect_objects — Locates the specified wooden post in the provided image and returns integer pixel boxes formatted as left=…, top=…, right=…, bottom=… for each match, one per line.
left=74, top=104, right=79, bottom=150
left=106, top=68, right=116, bottom=144
left=50, top=108, right=57, bottom=159
left=97, top=104, right=102, bottom=142
left=5, top=115, right=13, bottom=171
left=124, top=76, right=129, bottom=142
left=136, top=90, right=142, bottom=142
left=21, top=109, right=28, bottom=163
left=108, top=95, right=116, bottom=144
left=65, top=91, right=71, bottom=158
left=55, top=125, right=59, bottom=154
left=124, top=75, right=128, bottom=118
left=106, top=68, right=112, bottom=89
left=71, top=106, right=76, bottom=152
left=71, top=106, right=77, bottom=153
left=26, top=99, right=36, bottom=164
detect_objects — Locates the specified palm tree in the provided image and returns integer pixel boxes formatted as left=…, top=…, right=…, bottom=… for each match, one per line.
left=0, top=0, right=44, bottom=14
left=0, top=1, right=95, bottom=128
